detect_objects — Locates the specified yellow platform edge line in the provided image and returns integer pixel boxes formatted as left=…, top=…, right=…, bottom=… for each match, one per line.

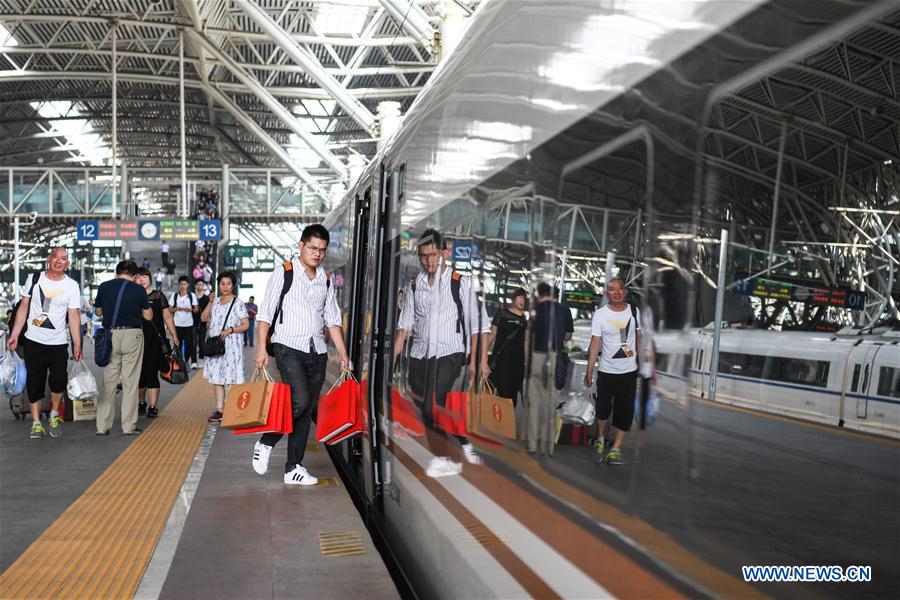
left=0, top=375, right=213, bottom=600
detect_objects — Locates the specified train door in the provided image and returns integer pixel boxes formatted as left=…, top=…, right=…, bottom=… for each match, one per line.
left=342, top=188, right=372, bottom=480
left=869, top=346, right=900, bottom=436
left=695, top=332, right=712, bottom=398
left=846, top=343, right=882, bottom=420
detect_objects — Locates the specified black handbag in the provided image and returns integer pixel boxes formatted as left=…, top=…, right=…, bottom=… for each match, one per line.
left=94, top=280, right=128, bottom=367
left=555, top=351, right=570, bottom=391
left=203, top=298, right=235, bottom=357
left=160, top=348, right=188, bottom=385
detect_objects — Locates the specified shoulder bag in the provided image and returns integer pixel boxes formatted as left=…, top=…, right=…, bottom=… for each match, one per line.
left=203, top=298, right=236, bottom=357
left=94, top=280, right=128, bottom=367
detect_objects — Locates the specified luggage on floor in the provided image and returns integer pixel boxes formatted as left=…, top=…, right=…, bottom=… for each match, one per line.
left=63, top=393, right=97, bottom=422
left=9, top=392, right=52, bottom=421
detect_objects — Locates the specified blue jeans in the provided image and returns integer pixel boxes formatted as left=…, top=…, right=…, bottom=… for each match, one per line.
left=244, top=319, right=255, bottom=346
left=260, top=343, right=327, bottom=472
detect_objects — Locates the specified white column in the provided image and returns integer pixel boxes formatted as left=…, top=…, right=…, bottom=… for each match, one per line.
left=120, top=162, right=128, bottom=216
left=179, top=28, right=188, bottom=218
left=13, top=216, right=20, bottom=301
left=438, top=0, right=468, bottom=61
left=347, top=154, right=367, bottom=186
left=376, top=101, right=402, bottom=150
left=708, top=229, right=729, bottom=403
left=111, top=21, right=118, bottom=219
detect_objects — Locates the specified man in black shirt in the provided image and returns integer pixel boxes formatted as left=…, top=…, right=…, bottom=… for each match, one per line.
left=94, top=260, right=152, bottom=435
left=526, top=282, right=573, bottom=454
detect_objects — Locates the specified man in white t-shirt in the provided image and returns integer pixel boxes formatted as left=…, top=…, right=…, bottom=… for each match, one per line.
left=169, top=276, right=199, bottom=369
left=584, top=278, right=651, bottom=465
left=6, top=248, right=83, bottom=439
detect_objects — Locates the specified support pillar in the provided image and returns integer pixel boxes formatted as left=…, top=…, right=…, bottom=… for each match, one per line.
left=709, top=228, right=729, bottom=403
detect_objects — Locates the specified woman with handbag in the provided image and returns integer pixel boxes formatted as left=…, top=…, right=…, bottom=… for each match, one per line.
left=135, top=267, right=179, bottom=418
left=201, top=271, right=249, bottom=422
left=487, top=287, right=528, bottom=405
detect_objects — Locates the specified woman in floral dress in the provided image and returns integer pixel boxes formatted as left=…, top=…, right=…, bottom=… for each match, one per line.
left=201, top=271, right=249, bottom=422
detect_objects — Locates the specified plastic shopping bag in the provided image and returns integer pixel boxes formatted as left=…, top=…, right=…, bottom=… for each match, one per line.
left=67, top=360, right=98, bottom=401
left=559, top=394, right=596, bottom=426
left=0, top=349, right=27, bottom=398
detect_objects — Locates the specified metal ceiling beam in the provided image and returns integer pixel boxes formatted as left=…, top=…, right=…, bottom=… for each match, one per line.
left=0, top=14, right=421, bottom=46
left=237, top=0, right=378, bottom=135
left=0, top=45, right=436, bottom=76
left=378, top=0, right=435, bottom=50
left=203, top=83, right=329, bottom=199
left=0, top=70, right=423, bottom=99
left=189, top=29, right=348, bottom=179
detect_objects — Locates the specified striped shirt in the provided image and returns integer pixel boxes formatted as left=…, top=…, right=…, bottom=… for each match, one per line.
left=257, top=260, right=342, bottom=354
left=397, top=267, right=490, bottom=359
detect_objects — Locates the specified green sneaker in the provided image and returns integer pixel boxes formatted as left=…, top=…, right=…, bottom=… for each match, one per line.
left=30, top=423, right=45, bottom=439
left=593, top=438, right=606, bottom=463
left=48, top=416, right=63, bottom=438
left=606, top=448, right=624, bottom=465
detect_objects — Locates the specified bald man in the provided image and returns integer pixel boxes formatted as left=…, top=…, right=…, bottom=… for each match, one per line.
left=7, top=247, right=84, bottom=439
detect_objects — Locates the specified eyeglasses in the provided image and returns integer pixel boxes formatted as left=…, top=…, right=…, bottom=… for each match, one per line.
left=304, top=244, right=327, bottom=256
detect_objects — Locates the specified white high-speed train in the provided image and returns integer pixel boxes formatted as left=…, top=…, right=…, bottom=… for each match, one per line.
left=655, top=327, right=900, bottom=438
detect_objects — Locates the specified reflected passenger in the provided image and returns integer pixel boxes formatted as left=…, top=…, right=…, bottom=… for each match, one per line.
left=488, top=287, right=528, bottom=405
left=584, top=278, right=646, bottom=464
left=527, top=283, right=573, bottom=455
left=393, top=229, right=490, bottom=478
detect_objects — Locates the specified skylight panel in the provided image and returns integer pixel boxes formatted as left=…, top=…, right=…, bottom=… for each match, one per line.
left=31, top=101, right=112, bottom=166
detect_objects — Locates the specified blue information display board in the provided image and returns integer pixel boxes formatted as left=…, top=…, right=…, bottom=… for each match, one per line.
left=76, top=219, right=222, bottom=242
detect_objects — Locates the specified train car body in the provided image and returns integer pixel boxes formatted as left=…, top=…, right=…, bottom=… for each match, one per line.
left=317, top=1, right=900, bottom=598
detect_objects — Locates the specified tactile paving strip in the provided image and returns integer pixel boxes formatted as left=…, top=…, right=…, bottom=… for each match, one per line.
left=318, top=531, right=366, bottom=557
left=0, top=375, right=212, bottom=599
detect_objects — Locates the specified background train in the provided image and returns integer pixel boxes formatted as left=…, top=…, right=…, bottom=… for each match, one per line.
left=655, top=327, right=900, bottom=438
left=316, top=1, right=900, bottom=598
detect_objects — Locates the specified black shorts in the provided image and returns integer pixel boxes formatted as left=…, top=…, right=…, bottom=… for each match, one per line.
left=24, top=340, right=69, bottom=403
left=595, top=370, right=638, bottom=432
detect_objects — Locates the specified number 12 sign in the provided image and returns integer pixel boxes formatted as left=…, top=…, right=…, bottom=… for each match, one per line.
left=77, top=220, right=99, bottom=241
left=199, top=219, right=222, bottom=241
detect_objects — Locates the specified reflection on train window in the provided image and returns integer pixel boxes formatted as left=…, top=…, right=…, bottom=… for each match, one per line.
left=877, top=367, right=900, bottom=399
left=718, top=351, right=764, bottom=379
left=767, top=357, right=830, bottom=389
left=851, top=364, right=861, bottom=393
left=656, top=353, right=669, bottom=372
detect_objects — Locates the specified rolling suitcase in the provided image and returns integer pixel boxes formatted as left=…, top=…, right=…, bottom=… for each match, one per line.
left=9, top=392, right=52, bottom=421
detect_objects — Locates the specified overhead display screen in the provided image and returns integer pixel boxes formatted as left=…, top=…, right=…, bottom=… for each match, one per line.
left=732, top=276, right=866, bottom=309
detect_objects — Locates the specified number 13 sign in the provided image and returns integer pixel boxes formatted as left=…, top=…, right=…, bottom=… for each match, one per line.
left=199, top=219, right=222, bottom=241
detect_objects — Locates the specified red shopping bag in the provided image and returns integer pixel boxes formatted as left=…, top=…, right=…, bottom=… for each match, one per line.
left=316, top=372, right=362, bottom=444
left=233, top=379, right=292, bottom=435
left=391, top=389, right=424, bottom=436
left=433, top=390, right=467, bottom=436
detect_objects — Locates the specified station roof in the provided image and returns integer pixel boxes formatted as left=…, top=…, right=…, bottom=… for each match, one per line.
left=0, top=0, right=475, bottom=190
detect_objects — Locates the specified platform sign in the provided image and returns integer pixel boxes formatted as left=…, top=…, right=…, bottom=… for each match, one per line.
left=452, top=241, right=478, bottom=263
left=76, top=220, right=99, bottom=241
left=199, top=219, right=222, bottom=241
left=160, top=219, right=199, bottom=240
left=224, top=246, right=253, bottom=259
left=732, top=276, right=867, bottom=309
left=100, top=221, right=138, bottom=240
left=564, top=290, right=596, bottom=307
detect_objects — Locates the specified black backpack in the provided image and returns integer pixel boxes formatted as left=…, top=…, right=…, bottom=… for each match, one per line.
left=11, top=272, right=40, bottom=350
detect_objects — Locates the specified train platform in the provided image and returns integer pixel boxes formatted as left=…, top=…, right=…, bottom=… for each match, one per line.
left=0, top=351, right=398, bottom=600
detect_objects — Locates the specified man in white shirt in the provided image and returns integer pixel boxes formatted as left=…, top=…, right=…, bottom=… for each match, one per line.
left=6, top=248, right=84, bottom=439
left=160, top=239, right=169, bottom=266
left=252, top=224, right=350, bottom=486
left=393, top=229, right=491, bottom=478
left=584, top=278, right=650, bottom=465
left=169, top=276, right=199, bottom=369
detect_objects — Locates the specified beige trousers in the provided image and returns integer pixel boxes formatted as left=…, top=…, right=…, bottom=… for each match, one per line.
left=526, top=351, right=556, bottom=455
left=97, top=329, right=145, bottom=434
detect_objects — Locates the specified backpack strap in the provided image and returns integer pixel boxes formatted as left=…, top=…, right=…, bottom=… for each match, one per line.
left=273, top=261, right=294, bottom=326
left=27, top=272, right=40, bottom=297
left=450, top=272, right=466, bottom=346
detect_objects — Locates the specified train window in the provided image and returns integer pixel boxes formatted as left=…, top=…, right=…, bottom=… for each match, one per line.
left=718, top=352, right=764, bottom=378
left=876, top=367, right=899, bottom=399
left=656, top=353, right=669, bottom=372
left=851, top=364, right=861, bottom=393
left=766, top=357, right=830, bottom=389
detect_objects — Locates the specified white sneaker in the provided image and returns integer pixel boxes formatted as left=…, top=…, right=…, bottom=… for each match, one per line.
left=284, top=464, right=318, bottom=486
left=425, top=457, right=462, bottom=478
left=191, top=362, right=199, bottom=370
left=252, top=441, right=272, bottom=475
left=461, top=443, right=482, bottom=465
